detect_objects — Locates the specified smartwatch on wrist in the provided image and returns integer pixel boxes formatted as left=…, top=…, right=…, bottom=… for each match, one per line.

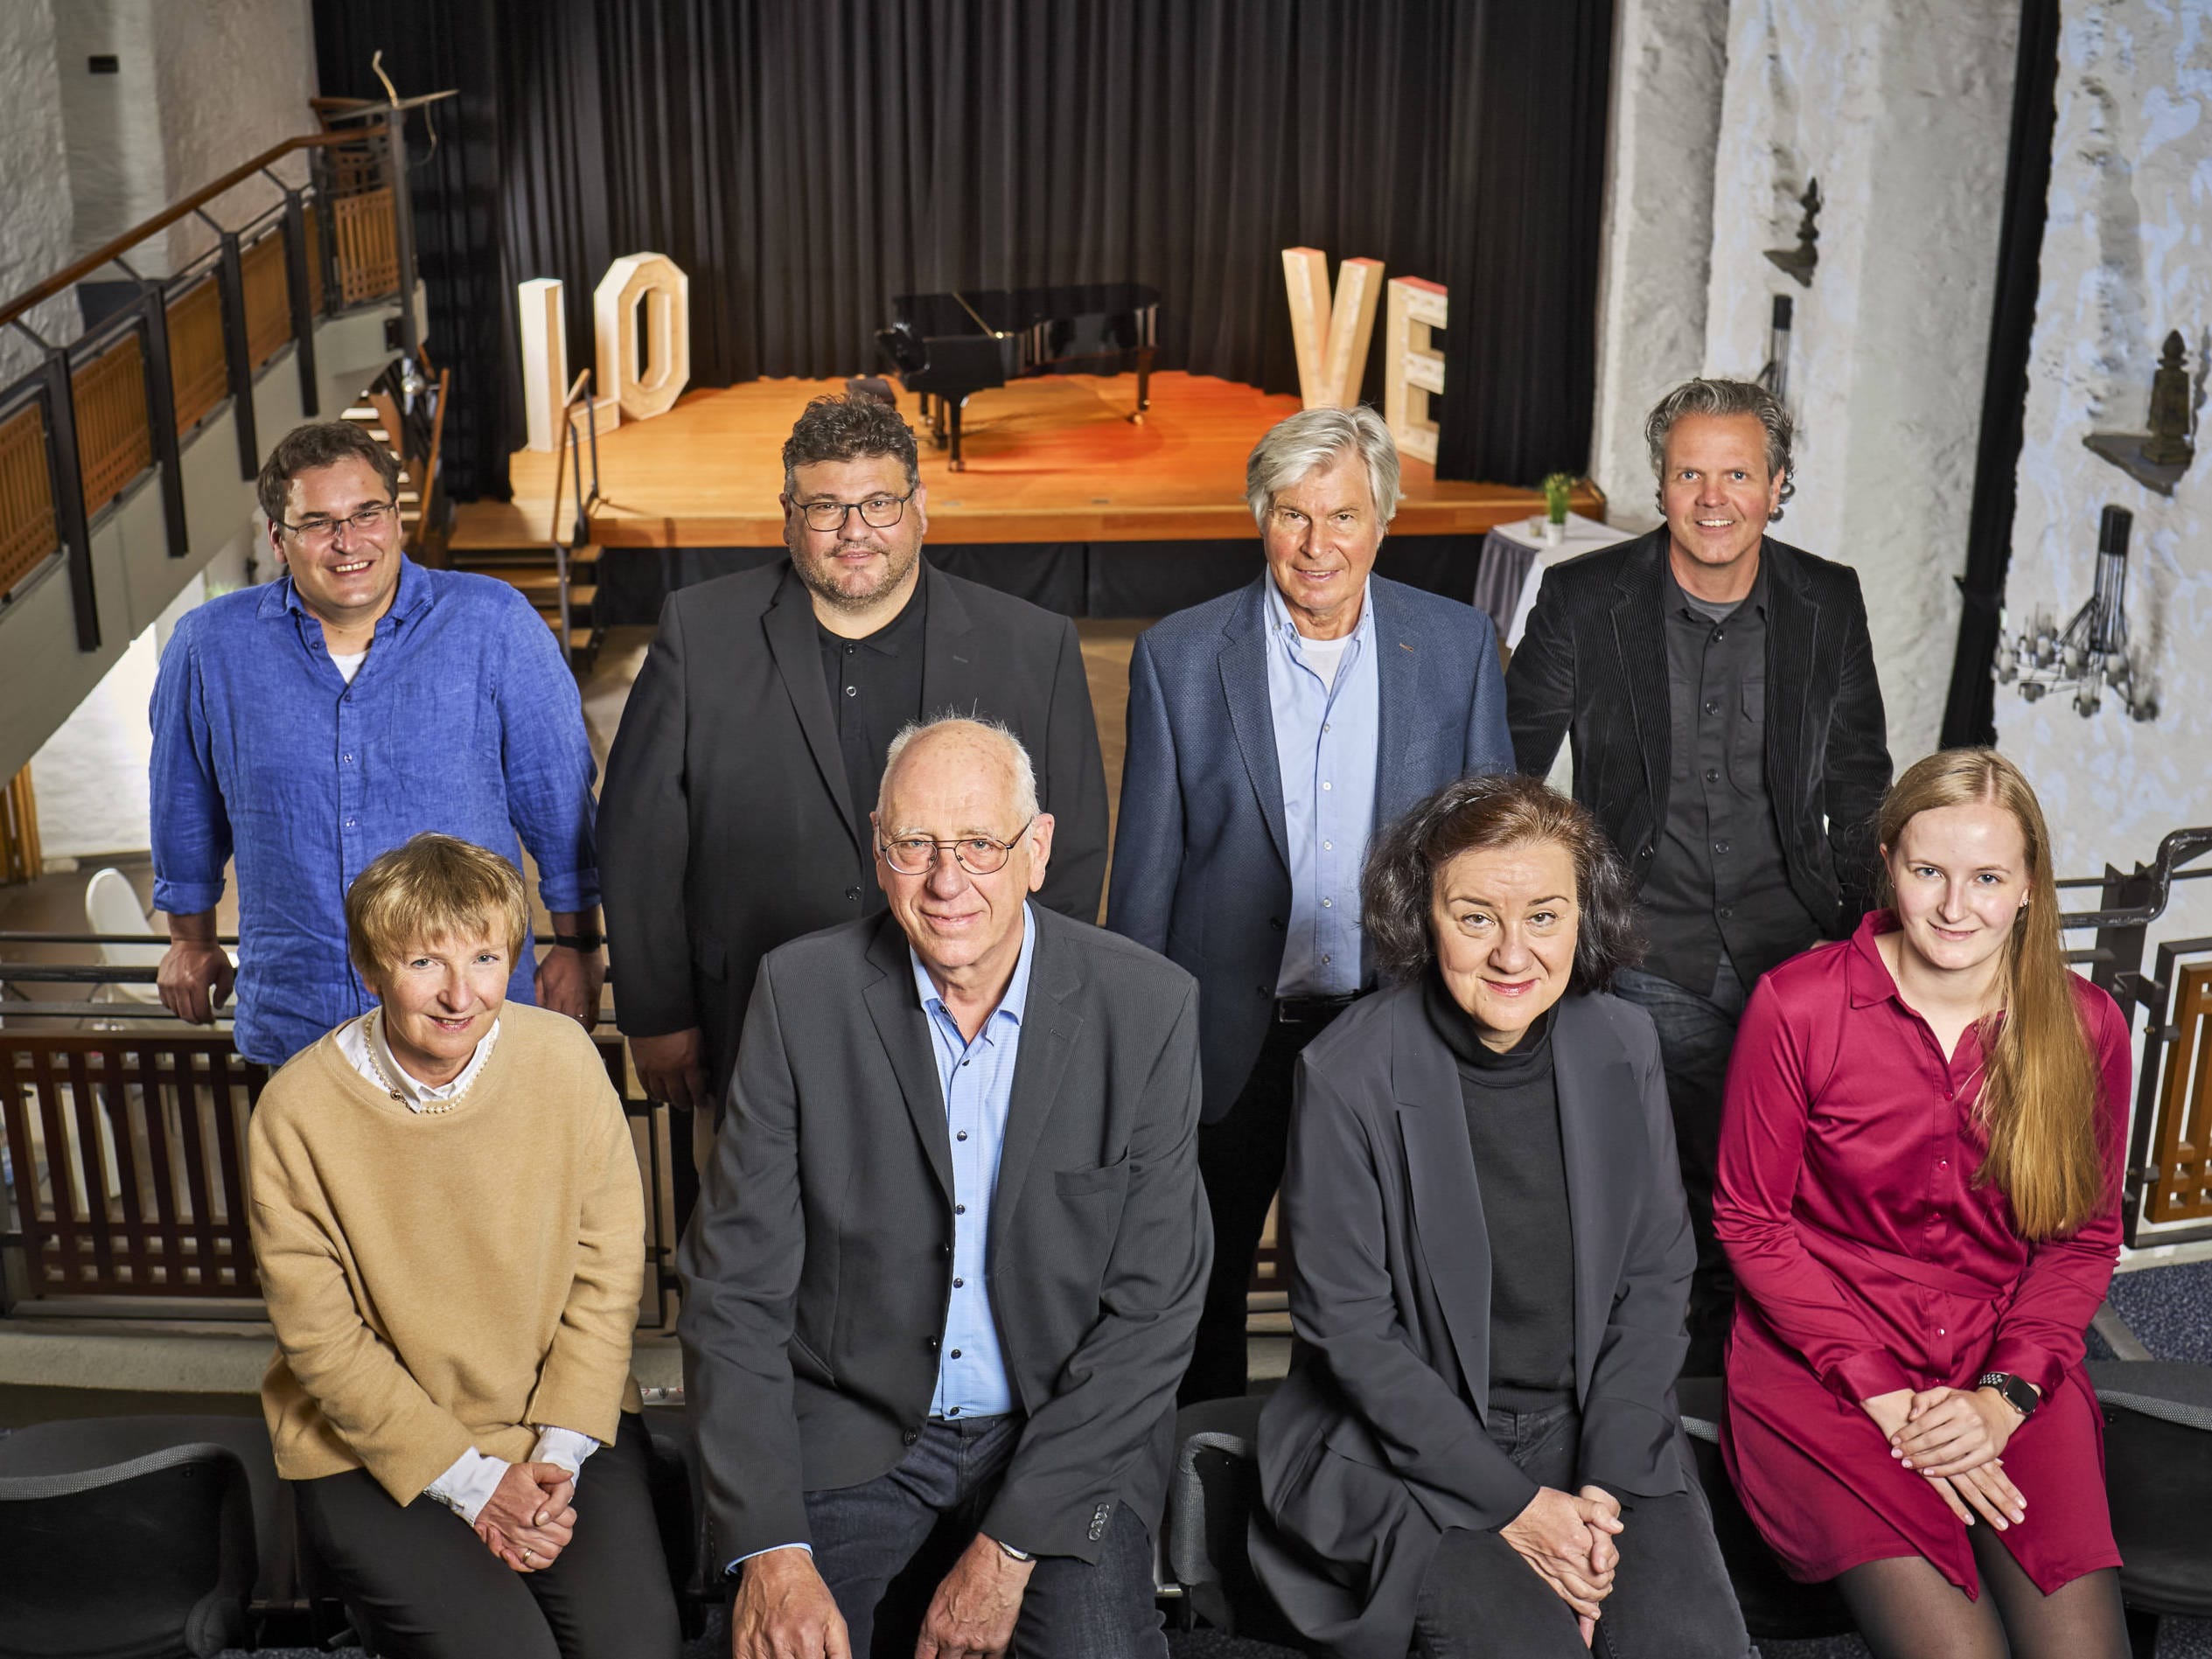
left=1976, top=1371, right=2039, bottom=1419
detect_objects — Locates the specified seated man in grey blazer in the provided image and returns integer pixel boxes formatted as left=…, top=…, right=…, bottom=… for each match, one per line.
left=680, top=716, right=1210, bottom=1659
left=1108, top=404, right=1513, bottom=1403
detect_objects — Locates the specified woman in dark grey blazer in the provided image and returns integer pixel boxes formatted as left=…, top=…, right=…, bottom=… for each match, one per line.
left=1250, top=775, right=1748, bottom=1659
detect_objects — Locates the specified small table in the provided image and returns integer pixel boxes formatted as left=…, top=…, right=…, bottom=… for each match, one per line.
left=1472, top=513, right=1638, bottom=648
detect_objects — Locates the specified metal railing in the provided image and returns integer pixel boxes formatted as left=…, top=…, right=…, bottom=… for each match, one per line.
left=0, top=117, right=422, bottom=652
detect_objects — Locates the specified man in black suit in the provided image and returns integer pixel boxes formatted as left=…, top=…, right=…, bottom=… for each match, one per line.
left=680, top=717, right=1207, bottom=1659
left=1504, top=378, right=1891, bottom=1373
left=598, top=394, right=1109, bottom=1114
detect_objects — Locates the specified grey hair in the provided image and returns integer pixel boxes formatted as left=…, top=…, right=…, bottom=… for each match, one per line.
left=877, top=715, right=1041, bottom=824
left=1643, top=378, right=1795, bottom=519
left=1245, top=404, right=1402, bottom=530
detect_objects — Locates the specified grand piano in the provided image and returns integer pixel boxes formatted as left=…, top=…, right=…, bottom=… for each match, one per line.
left=876, top=282, right=1160, bottom=470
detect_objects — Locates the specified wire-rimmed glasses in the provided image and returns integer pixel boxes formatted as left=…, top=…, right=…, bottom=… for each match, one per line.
left=876, top=817, right=1036, bottom=876
left=276, top=500, right=398, bottom=548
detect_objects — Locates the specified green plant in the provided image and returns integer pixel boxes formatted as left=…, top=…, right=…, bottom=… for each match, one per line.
left=1541, top=471, right=1576, bottom=525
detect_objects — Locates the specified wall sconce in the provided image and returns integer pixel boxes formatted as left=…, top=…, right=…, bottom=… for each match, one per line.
left=2084, top=329, right=2197, bottom=495
left=1763, top=180, right=1821, bottom=288
left=1757, top=295, right=1793, bottom=406
left=1996, top=505, right=2156, bottom=720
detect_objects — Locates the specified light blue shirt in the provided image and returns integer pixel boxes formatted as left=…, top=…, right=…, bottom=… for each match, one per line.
left=1264, top=578, right=1380, bottom=997
left=911, top=902, right=1039, bottom=1420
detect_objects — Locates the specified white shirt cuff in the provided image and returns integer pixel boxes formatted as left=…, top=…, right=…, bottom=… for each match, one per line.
left=530, top=1425, right=601, bottom=1483
left=423, top=1447, right=509, bottom=1525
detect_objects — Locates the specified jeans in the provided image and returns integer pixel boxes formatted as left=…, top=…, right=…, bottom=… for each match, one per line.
left=1611, top=960, right=1748, bottom=1376
left=1412, top=1401, right=1750, bottom=1659
left=803, top=1415, right=1166, bottom=1659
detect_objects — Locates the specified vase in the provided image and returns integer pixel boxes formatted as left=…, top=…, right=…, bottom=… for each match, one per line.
left=1542, top=519, right=1567, bottom=547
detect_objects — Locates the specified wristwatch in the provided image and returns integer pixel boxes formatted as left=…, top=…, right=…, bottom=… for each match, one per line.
left=1976, top=1371, right=2040, bottom=1419
left=994, top=1537, right=1036, bottom=1564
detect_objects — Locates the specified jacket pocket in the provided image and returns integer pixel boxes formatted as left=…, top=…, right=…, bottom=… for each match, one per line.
left=790, top=1328, right=835, bottom=1386
left=1055, top=1156, right=1130, bottom=1198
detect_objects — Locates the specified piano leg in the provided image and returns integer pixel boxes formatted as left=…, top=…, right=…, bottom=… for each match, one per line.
left=948, top=396, right=966, bottom=471
left=1130, top=346, right=1155, bottom=423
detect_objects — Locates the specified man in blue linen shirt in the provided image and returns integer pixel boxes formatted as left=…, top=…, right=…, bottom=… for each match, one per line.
left=1108, top=404, right=1514, bottom=1402
left=149, top=421, right=603, bottom=1066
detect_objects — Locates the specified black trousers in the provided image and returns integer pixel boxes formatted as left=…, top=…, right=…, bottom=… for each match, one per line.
left=1182, top=1007, right=1342, bottom=1405
left=295, top=1411, right=680, bottom=1659
left=1412, top=1400, right=1750, bottom=1659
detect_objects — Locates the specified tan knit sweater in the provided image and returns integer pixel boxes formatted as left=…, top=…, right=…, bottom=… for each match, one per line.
left=248, top=1001, right=645, bottom=1503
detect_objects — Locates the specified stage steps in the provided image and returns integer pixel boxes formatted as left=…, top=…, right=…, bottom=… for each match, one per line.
left=445, top=542, right=603, bottom=673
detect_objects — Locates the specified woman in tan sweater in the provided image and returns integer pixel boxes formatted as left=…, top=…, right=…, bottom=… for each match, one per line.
left=248, top=833, right=677, bottom=1659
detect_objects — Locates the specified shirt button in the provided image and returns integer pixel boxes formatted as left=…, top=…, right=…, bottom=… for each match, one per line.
left=1937, top=1328, right=1947, bottom=1337
left=954, top=1203, right=966, bottom=1215
left=345, top=818, right=357, bottom=828
left=846, top=644, right=855, bottom=654
left=1322, top=954, right=1332, bottom=965
left=845, top=685, right=857, bottom=697
left=1713, top=629, right=1727, bottom=642
left=947, top=1406, right=961, bottom=1417
left=953, top=1278, right=964, bottom=1288
left=1713, top=840, right=1732, bottom=854
left=960, top=1056, right=971, bottom=1067
left=1705, top=700, right=1720, bottom=716
left=957, top=1130, right=968, bottom=1141
left=1939, top=1159, right=1949, bottom=1168
left=1718, top=906, right=1734, bottom=920
left=1321, top=898, right=1333, bottom=909
left=1322, top=722, right=1331, bottom=734
left=950, top=1349, right=962, bottom=1359
left=343, top=753, right=353, bottom=763
left=1704, top=767, right=1720, bottom=784
left=1321, top=781, right=1332, bottom=791
left=1322, top=840, right=1333, bottom=851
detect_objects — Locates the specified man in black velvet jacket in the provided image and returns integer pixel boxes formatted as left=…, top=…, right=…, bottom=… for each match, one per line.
left=1504, top=379, right=1891, bottom=1373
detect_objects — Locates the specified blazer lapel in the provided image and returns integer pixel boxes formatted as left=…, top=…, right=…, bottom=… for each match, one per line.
left=861, top=916, right=954, bottom=1199
left=763, top=566, right=860, bottom=854
left=917, top=562, right=983, bottom=721
left=1391, top=994, right=1495, bottom=1421
left=1219, top=578, right=1290, bottom=872
left=1761, top=542, right=1816, bottom=806
left=992, top=914, right=1082, bottom=1223
left=1371, top=582, right=1425, bottom=825
left=1552, top=995, right=1637, bottom=1405
left=1608, top=540, right=1672, bottom=833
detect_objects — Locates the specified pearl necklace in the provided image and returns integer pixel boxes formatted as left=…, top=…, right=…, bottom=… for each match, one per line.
left=361, top=1014, right=475, bottom=1112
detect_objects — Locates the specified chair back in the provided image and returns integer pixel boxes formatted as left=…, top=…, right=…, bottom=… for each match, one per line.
left=2091, top=1358, right=2212, bottom=1621
left=0, top=1441, right=254, bottom=1659
left=84, top=867, right=167, bottom=1005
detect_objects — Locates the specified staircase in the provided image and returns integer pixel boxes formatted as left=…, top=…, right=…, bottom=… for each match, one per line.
left=443, top=527, right=603, bottom=673
left=340, top=353, right=450, bottom=560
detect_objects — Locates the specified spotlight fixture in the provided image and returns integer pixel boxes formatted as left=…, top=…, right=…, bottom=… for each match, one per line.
left=1995, top=505, right=2156, bottom=720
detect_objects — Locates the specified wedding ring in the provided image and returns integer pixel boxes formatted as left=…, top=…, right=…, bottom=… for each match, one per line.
left=522, top=1547, right=535, bottom=1563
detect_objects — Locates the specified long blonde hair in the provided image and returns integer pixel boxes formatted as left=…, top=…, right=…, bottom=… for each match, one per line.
left=1875, top=749, right=2106, bottom=1238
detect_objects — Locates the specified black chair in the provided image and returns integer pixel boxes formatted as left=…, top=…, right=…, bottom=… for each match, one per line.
left=1674, top=1375, right=1858, bottom=1642
left=2089, top=1357, right=2212, bottom=1659
left=0, top=1438, right=255, bottom=1659
left=1161, top=1396, right=1303, bottom=1645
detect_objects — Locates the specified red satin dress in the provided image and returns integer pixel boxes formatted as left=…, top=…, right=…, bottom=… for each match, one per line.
left=1714, top=911, right=2130, bottom=1597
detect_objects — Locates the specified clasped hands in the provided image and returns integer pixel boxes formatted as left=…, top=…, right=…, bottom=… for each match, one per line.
left=1502, top=1483, right=1623, bottom=1648
left=733, top=1532, right=1035, bottom=1659
left=474, top=1460, right=578, bottom=1573
left=1862, top=1385, right=2028, bottom=1531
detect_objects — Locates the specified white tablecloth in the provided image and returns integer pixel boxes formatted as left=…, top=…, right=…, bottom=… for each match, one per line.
left=1472, top=513, right=1638, bottom=648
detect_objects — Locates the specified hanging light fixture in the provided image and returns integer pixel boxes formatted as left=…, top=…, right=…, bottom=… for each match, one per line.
left=1995, top=505, right=2156, bottom=720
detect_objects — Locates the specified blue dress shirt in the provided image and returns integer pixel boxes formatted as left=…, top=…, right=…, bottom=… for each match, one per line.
left=1263, top=578, right=1380, bottom=997
left=149, top=559, right=600, bottom=1065
left=911, top=901, right=1039, bottom=1420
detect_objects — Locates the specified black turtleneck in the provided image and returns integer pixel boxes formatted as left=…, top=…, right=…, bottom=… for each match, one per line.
left=1423, top=972, right=1576, bottom=1411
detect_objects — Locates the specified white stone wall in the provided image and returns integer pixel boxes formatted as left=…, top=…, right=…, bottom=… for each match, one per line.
left=1999, top=0, right=2212, bottom=949
left=0, top=0, right=81, bottom=381
left=1705, top=0, right=2019, bottom=767
left=52, top=1, right=167, bottom=268
left=1587, top=0, right=1731, bottom=527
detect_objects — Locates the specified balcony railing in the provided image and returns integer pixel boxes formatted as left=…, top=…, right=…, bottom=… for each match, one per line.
left=0, top=116, right=421, bottom=653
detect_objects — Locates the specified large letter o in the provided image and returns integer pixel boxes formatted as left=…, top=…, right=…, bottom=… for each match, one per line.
left=594, top=253, right=691, bottom=422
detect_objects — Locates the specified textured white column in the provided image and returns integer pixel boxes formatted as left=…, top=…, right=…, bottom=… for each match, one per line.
left=1706, top=0, right=2018, bottom=766
left=1999, top=0, right=2212, bottom=949
left=1587, top=0, right=1729, bottom=529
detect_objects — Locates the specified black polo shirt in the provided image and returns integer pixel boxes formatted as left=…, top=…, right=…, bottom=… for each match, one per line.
left=817, top=576, right=927, bottom=840
left=1639, top=556, right=1822, bottom=997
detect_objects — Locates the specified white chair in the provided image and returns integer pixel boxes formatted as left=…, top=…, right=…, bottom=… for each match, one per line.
left=83, top=867, right=167, bottom=1006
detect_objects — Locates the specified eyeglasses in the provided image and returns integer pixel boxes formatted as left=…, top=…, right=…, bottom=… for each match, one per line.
left=277, top=501, right=397, bottom=547
left=797, top=491, right=913, bottom=533
left=876, top=817, right=1035, bottom=876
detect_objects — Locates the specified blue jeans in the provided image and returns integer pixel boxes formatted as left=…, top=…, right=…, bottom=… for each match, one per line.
left=803, top=1415, right=1166, bottom=1659
left=1611, top=961, right=1748, bottom=1377
left=1412, top=1401, right=1750, bottom=1658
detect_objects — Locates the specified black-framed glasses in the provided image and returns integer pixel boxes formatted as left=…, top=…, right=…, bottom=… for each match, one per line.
left=876, top=816, right=1035, bottom=876
left=277, top=500, right=397, bottom=548
left=798, top=491, right=913, bottom=533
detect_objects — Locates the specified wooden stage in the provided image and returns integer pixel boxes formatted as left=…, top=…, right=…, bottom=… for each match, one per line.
left=462, top=373, right=1595, bottom=550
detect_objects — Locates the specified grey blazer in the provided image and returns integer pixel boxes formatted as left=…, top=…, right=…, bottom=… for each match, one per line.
left=1250, top=984, right=1695, bottom=1659
left=676, top=905, right=1211, bottom=1565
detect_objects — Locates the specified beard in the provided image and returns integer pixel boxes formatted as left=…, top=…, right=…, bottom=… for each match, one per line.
left=792, top=534, right=921, bottom=612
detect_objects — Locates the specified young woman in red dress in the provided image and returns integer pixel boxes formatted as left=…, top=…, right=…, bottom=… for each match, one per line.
left=1713, top=748, right=2132, bottom=1657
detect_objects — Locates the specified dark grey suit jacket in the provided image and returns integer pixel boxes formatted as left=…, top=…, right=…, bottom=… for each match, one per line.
left=1504, top=529, right=1891, bottom=934
left=598, top=560, right=1109, bottom=1096
left=1107, top=574, right=1511, bottom=1117
left=1250, top=985, right=1694, bottom=1659
left=676, top=905, right=1211, bottom=1565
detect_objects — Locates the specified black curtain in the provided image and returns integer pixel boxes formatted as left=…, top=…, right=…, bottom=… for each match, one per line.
left=1943, top=0, right=2060, bottom=747
left=312, top=0, right=1615, bottom=502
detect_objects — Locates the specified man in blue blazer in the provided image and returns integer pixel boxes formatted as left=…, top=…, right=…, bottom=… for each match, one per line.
left=1108, top=405, right=1513, bottom=1401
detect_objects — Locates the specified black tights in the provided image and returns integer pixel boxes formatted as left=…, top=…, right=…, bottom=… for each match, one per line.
left=1832, top=1530, right=2127, bottom=1659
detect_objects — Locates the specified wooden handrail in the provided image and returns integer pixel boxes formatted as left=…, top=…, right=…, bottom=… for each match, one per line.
left=0, top=129, right=373, bottom=337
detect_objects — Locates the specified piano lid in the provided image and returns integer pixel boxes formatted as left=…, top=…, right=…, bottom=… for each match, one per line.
left=889, top=283, right=1161, bottom=338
